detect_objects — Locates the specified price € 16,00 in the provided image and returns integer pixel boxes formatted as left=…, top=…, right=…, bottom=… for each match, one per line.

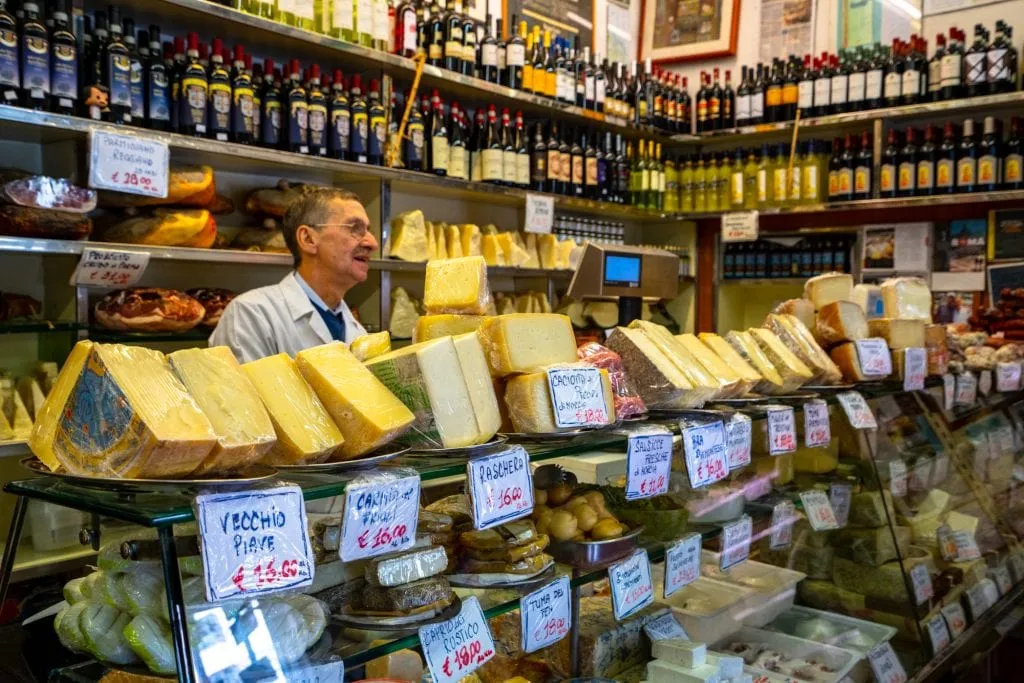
left=357, top=523, right=410, bottom=551
left=485, top=486, right=528, bottom=511
left=231, top=558, right=302, bottom=591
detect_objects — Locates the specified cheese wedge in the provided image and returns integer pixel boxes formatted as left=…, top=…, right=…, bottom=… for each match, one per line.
left=804, top=272, right=854, bottom=309
left=445, top=224, right=463, bottom=258
left=815, top=301, right=869, bottom=347
left=350, top=331, right=392, bottom=361
left=0, top=378, right=33, bottom=439
left=504, top=366, right=614, bottom=433
left=605, top=326, right=693, bottom=408
left=764, top=314, right=840, bottom=384
left=515, top=293, right=537, bottom=313
left=538, top=234, right=558, bottom=269
left=533, top=292, right=552, bottom=313
left=782, top=314, right=843, bottom=383
left=17, top=377, right=45, bottom=421
left=414, top=314, right=490, bottom=343
left=294, top=343, right=413, bottom=459
left=774, top=298, right=816, bottom=331
left=425, top=220, right=437, bottom=260
left=460, top=224, right=481, bottom=257
left=246, top=352, right=347, bottom=464
left=387, top=210, right=429, bottom=262
left=522, top=232, right=540, bottom=268
left=389, top=287, right=420, bottom=339
left=675, top=333, right=746, bottom=397
left=168, top=347, right=276, bottom=475
left=868, top=318, right=926, bottom=349
left=452, top=333, right=501, bottom=441
left=699, top=333, right=764, bottom=395
left=36, top=343, right=217, bottom=478
left=628, top=321, right=723, bottom=402
left=365, top=337, right=483, bottom=448
left=557, top=239, right=577, bottom=269
left=499, top=232, right=531, bottom=267
left=433, top=223, right=447, bottom=261
left=881, top=277, right=932, bottom=321
left=749, top=328, right=813, bottom=391
left=28, top=341, right=94, bottom=470
left=424, top=255, right=490, bottom=315
left=830, top=342, right=870, bottom=382
left=724, top=331, right=786, bottom=394
left=481, top=233, right=505, bottom=266
left=584, top=301, right=619, bottom=327
left=476, top=314, right=578, bottom=376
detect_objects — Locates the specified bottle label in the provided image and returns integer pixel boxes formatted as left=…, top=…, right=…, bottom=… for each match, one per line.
left=461, top=30, right=476, bottom=63
left=532, top=150, right=546, bottom=182
left=965, top=53, right=986, bottom=85
left=1007, top=154, right=1023, bottom=184
left=210, top=82, right=232, bottom=132
left=937, top=158, right=954, bottom=188
left=0, top=29, right=17, bottom=88
left=902, top=69, right=919, bottom=99
left=731, top=172, right=743, bottom=205
left=516, top=153, right=530, bottom=186
left=351, top=111, right=368, bottom=155
left=782, top=83, right=798, bottom=105
left=497, top=46, right=506, bottom=72
left=831, top=75, right=847, bottom=104
left=803, top=164, right=819, bottom=200
left=429, top=43, right=442, bottom=60
left=129, top=62, right=145, bottom=119
left=640, top=169, right=650, bottom=191
left=502, top=149, right=517, bottom=183
left=289, top=97, right=309, bottom=147
left=482, top=148, right=502, bottom=181
left=546, top=149, right=559, bottom=180
left=883, top=72, right=901, bottom=99
left=709, top=95, right=721, bottom=117
left=560, top=151, right=571, bottom=182
left=788, top=166, right=801, bottom=200
left=401, top=11, right=417, bottom=51
left=979, top=155, right=997, bottom=185
left=736, top=93, right=751, bottom=121
left=929, top=61, right=942, bottom=92
left=828, top=170, right=838, bottom=197
left=773, top=168, right=787, bottom=200
left=866, top=69, right=883, bottom=99
left=764, top=86, right=781, bottom=107
left=449, top=147, right=466, bottom=179
left=148, top=72, right=170, bottom=121
left=697, top=99, right=708, bottom=122
left=107, top=53, right=133, bottom=109
left=898, top=162, right=915, bottom=191
left=585, top=76, right=595, bottom=102
left=263, top=100, right=282, bottom=146
left=917, top=160, right=934, bottom=189
left=506, top=44, right=525, bottom=67
left=21, top=33, right=50, bottom=98
left=481, top=43, right=497, bottom=67
left=757, top=169, right=767, bottom=202
left=369, top=112, right=385, bottom=156
left=331, top=106, right=351, bottom=151
left=232, top=87, right=255, bottom=135
left=182, top=76, right=208, bottom=130
left=797, top=81, right=813, bottom=110
left=848, top=72, right=865, bottom=102
left=586, top=157, right=598, bottom=186
left=855, top=166, right=870, bottom=195
left=988, top=48, right=1009, bottom=81
left=813, top=79, right=830, bottom=108
left=309, top=103, right=327, bottom=148
left=880, top=163, right=896, bottom=193
left=405, top=120, right=424, bottom=163
left=839, top=168, right=853, bottom=195
left=446, top=37, right=463, bottom=60
left=51, top=42, right=78, bottom=100
left=572, top=156, right=584, bottom=185
left=295, top=0, right=315, bottom=19
left=357, top=0, right=373, bottom=35
left=333, top=0, right=354, bottom=30
left=431, top=136, right=449, bottom=171
left=957, top=157, right=976, bottom=187
left=596, top=79, right=606, bottom=104
left=750, top=93, right=764, bottom=119
left=941, top=54, right=961, bottom=86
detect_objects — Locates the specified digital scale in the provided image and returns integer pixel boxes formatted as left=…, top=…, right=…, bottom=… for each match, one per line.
left=567, top=243, right=680, bottom=326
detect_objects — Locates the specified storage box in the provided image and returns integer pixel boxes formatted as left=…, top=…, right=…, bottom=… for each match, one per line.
left=700, top=550, right=806, bottom=627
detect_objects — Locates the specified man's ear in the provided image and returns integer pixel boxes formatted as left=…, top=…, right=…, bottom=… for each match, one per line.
left=296, top=225, right=318, bottom=256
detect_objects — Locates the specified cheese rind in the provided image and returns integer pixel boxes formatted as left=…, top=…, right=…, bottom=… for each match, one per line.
left=699, top=333, right=764, bottom=393
left=28, top=341, right=94, bottom=470
left=763, top=314, right=838, bottom=384
left=804, top=272, right=854, bottom=309
left=815, top=301, right=869, bottom=347
left=881, top=277, right=933, bottom=321
left=365, top=545, right=448, bottom=587
left=629, top=321, right=723, bottom=402
left=476, top=313, right=578, bottom=376
left=829, top=342, right=868, bottom=382
left=504, top=366, right=614, bottom=432
left=749, top=328, right=813, bottom=391
left=774, top=298, right=816, bottom=331
left=168, top=346, right=276, bottom=475
left=423, top=255, right=490, bottom=315
left=452, top=332, right=502, bottom=442
left=350, top=331, right=392, bottom=361
left=724, top=331, right=786, bottom=394
left=605, top=327, right=693, bottom=408
left=387, top=210, right=428, bottom=262
left=675, top=333, right=746, bottom=397
left=868, top=318, right=926, bottom=349
left=246, top=352, right=347, bottom=464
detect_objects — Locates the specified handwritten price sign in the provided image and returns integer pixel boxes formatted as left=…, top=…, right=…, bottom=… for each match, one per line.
left=88, top=130, right=169, bottom=197
left=71, top=247, right=150, bottom=288
left=520, top=576, right=571, bottom=653
left=926, top=614, right=951, bottom=654
left=799, top=490, right=839, bottom=531
left=419, top=596, right=495, bottom=683
left=955, top=373, right=977, bottom=406
left=943, top=374, right=955, bottom=410
left=681, top=420, right=728, bottom=489
left=992, top=565, right=1013, bottom=595
left=997, top=362, right=1022, bottom=392
left=979, top=370, right=993, bottom=396
left=608, top=549, right=654, bottom=621
left=903, top=347, right=926, bottom=391
left=910, top=563, right=933, bottom=604
left=837, top=391, right=877, bottom=429
left=467, top=446, right=534, bottom=530
left=829, top=483, right=852, bottom=528
left=194, top=485, right=314, bottom=602
left=644, top=609, right=689, bottom=641
left=726, top=413, right=752, bottom=470
left=941, top=602, right=967, bottom=638
left=770, top=500, right=795, bottom=549
left=625, top=429, right=673, bottom=500
left=546, top=367, right=608, bottom=428
left=856, top=338, right=893, bottom=377
left=889, top=460, right=908, bottom=498
left=767, top=406, right=796, bottom=455
left=340, top=472, right=420, bottom=561
left=664, top=533, right=702, bottom=598
left=720, top=515, right=752, bottom=570
left=867, top=642, right=907, bottom=683
left=803, top=400, right=831, bottom=448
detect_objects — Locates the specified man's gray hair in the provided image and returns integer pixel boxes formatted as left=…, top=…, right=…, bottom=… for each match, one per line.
left=282, top=187, right=362, bottom=266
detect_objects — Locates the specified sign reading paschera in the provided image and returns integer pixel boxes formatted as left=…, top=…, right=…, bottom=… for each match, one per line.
left=644, top=609, right=689, bottom=641
left=608, top=549, right=654, bottom=620
left=71, top=247, right=151, bottom=288
left=799, top=490, right=839, bottom=531
left=520, top=576, right=571, bottom=654
left=467, top=447, right=534, bottom=530
left=720, top=515, right=752, bottom=570
left=419, top=596, right=496, bottom=683
left=721, top=211, right=759, bottom=242
left=941, top=602, right=967, bottom=638
left=829, top=483, right=852, bottom=528
left=523, top=192, right=555, bottom=234
left=855, top=338, right=893, bottom=377
left=664, top=533, right=702, bottom=598
left=925, top=614, right=951, bottom=653
left=997, top=361, right=1022, bottom=392
left=770, top=500, right=795, bottom=549
left=767, top=406, right=797, bottom=455
left=340, top=472, right=420, bottom=562
left=625, top=429, right=673, bottom=500
left=546, top=367, right=609, bottom=428
left=837, top=391, right=877, bottom=429
left=803, top=400, right=831, bottom=448
left=88, top=129, right=169, bottom=197
left=725, top=413, right=752, bottom=470
left=681, top=419, right=729, bottom=488
left=195, top=485, right=314, bottom=602
left=867, top=642, right=908, bottom=683
left=903, top=347, right=926, bottom=391
left=943, top=374, right=955, bottom=410
left=955, top=372, right=978, bottom=406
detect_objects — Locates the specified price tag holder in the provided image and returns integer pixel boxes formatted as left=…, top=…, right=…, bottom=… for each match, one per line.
left=194, top=485, right=314, bottom=602
left=838, top=391, right=878, bottom=429
left=941, top=602, right=968, bottom=638
left=340, top=472, right=420, bottom=562
left=681, top=420, right=729, bottom=488
left=725, top=413, right=752, bottom=471
left=997, top=361, right=1021, bottom=392
left=966, top=582, right=991, bottom=618
left=992, top=565, right=1013, bottom=595
left=979, top=369, right=993, bottom=396
left=721, top=210, right=759, bottom=242
left=955, top=373, right=977, bottom=406
left=608, top=549, right=654, bottom=621
left=523, top=192, right=554, bottom=233
left=467, top=446, right=534, bottom=530
left=903, top=347, right=926, bottom=391
left=909, top=459, right=932, bottom=492
left=889, top=460, right=908, bottom=498
left=625, top=429, right=673, bottom=501
left=829, top=483, right=852, bottom=528
left=520, top=576, right=571, bottom=654
left=910, top=563, right=934, bottom=604
left=419, top=596, right=496, bottom=683
left=88, top=129, right=170, bottom=197
left=925, top=614, right=951, bottom=653
left=803, top=400, right=831, bottom=448
left=867, top=642, right=907, bottom=683
left=720, top=515, right=752, bottom=570
left=644, top=609, right=689, bottom=641
left=943, top=374, right=955, bottom=410
left=799, top=490, right=839, bottom=531
left=71, top=247, right=150, bottom=288
left=770, top=500, right=795, bottom=549
left=767, top=406, right=796, bottom=455
left=856, top=338, right=893, bottom=377
left=287, top=660, right=345, bottom=683
left=664, top=533, right=702, bottom=598
left=546, top=367, right=609, bottom=428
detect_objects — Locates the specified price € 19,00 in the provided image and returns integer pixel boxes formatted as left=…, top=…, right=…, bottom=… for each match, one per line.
left=533, top=616, right=569, bottom=643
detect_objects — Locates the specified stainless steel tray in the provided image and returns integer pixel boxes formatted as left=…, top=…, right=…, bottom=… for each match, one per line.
left=547, top=525, right=644, bottom=570
left=407, top=435, right=509, bottom=457
left=499, top=428, right=603, bottom=443
left=21, top=457, right=277, bottom=493
left=274, top=443, right=409, bottom=473
left=332, top=593, right=462, bottom=631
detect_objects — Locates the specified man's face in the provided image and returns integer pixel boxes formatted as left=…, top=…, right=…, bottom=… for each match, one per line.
left=300, top=199, right=378, bottom=286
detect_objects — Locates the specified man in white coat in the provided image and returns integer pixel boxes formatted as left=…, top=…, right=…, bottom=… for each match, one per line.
left=210, top=188, right=375, bottom=362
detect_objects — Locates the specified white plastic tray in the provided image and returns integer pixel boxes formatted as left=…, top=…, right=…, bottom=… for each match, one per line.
left=700, top=550, right=806, bottom=627
left=713, top=626, right=860, bottom=683
left=655, top=575, right=759, bottom=644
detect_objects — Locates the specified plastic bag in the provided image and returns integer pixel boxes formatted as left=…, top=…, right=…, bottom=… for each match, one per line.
left=576, top=342, right=647, bottom=419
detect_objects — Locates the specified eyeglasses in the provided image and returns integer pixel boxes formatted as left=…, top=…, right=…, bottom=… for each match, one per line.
left=306, top=222, right=371, bottom=240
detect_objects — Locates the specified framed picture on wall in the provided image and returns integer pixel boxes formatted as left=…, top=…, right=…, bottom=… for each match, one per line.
left=503, top=0, right=594, bottom=50
left=640, top=0, right=741, bottom=63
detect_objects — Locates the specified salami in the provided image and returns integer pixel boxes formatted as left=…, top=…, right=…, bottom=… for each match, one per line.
left=0, top=205, right=92, bottom=240
left=2, top=175, right=96, bottom=213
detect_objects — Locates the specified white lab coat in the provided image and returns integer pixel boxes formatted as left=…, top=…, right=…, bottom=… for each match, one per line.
left=208, top=272, right=367, bottom=363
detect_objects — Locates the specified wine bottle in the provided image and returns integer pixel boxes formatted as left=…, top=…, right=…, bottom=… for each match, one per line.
left=349, top=73, right=368, bottom=163
left=447, top=100, right=466, bottom=178
left=178, top=32, right=207, bottom=135
left=230, top=44, right=255, bottom=144
left=880, top=128, right=898, bottom=198
left=530, top=121, right=546, bottom=191
left=144, top=27, right=170, bottom=129
left=917, top=124, right=937, bottom=196
left=481, top=104, right=502, bottom=183
left=428, top=96, right=447, bottom=175
left=504, top=15, right=524, bottom=88
left=1005, top=116, right=1021, bottom=190
left=978, top=116, right=999, bottom=191
left=514, top=110, right=529, bottom=187
left=259, top=58, right=282, bottom=148
left=957, top=118, right=977, bottom=192
left=207, top=38, right=231, bottom=141
left=897, top=127, right=917, bottom=197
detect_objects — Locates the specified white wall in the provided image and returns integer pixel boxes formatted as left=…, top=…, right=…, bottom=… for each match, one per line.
left=922, top=0, right=1024, bottom=45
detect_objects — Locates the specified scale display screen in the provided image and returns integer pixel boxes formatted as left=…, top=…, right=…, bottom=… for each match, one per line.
left=603, top=253, right=642, bottom=288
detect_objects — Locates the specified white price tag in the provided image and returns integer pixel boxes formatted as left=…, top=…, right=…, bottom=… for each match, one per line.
left=608, top=549, right=654, bottom=620
left=800, top=490, right=839, bottom=531
left=933, top=454, right=950, bottom=483
left=725, top=413, right=752, bottom=470
left=997, top=362, right=1022, bottom=392
left=288, top=660, right=345, bottom=683
left=951, top=529, right=981, bottom=561
left=88, top=129, right=169, bottom=197
left=926, top=614, right=951, bottom=653
left=681, top=420, right=729, bottom=488
left=941, top=602, right=968, bottom=638
left=664, top=533, right=702, bottom=598
left=903, top=347, right=926, bottom=391
left=993, top=565, right=1013, bottom=595
left=855, top=338, right=893, bottom=376
left=956, top=373, right=977, bottom=406
left=838, top=391, right=878, bottom=429
left=867, top=642, right=907, bottom=683
left=419, top=596, right=496, bottom=683
left=979, top=369, right=993, bottom=396
left=720, top=515, right=752, bottom=570
left=803, top=400, right=831, bottom=448
left=467, top=447, right=534, bottom=530
left=943, top=374, right=955, bottom=410
left=194, top=485, right=314, bottom=602
left=829, top=483, right=852, bottom=528
left=523, top=192, right=555, bottom=233
left=909, top=459, right=933, bottom=492
left=770, top=500, right=795, bottom=549
left=966, top=582, right=991, bottom=617
left=340, top=473, right=420, bottom=562
left=644, top=610, right=689, bottom=641
left=546, top=367, right=610, bottom=428
left=889, top=460, right=908, bottom=497
left=910, top=563, right=933, bottom=604
left=982, top=577, right=1000, bottom=606
left=721, top=210, right=759, bottom=242
left=625, top=430, right=673, bottom=500
left=767, top=406, right=797, bottom=455
left=996, top=425, right=1015, bottom=454
left=520, top=576, right=571, bottom=654
left=71, top=247, right=150, bottom=288
left=1010, top=551, right=1024, bottom=583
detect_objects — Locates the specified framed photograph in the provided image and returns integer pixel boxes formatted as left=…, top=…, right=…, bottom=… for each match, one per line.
left=504, top=0, right=594, bottom=51
left=640, top=0, right=741, bottom=64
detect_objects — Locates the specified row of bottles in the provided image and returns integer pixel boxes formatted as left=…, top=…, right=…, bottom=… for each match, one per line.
left=552, top=216, right=626, bottom=245
left=723, top=237, right=853, bottom=279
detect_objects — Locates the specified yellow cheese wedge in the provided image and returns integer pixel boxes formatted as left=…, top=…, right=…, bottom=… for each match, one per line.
left=676, top=333, right=746, bottom=397
left=414, top=314, right=491, bottom=343
left=246, top=352, right=347, bottom=464
left=482, top=233, right=505, bottom=266
left=504, top=366, right=614, bottom=432
left=169, top=346, right=276, bottom=474
left=476, top=313, right=579, bottom=376
left=522, top=232, right=540, bottom=268
left=424, top=255, right=490, bottom=315
left=460, top=224, right=481, bottom=257
left=453, top=333, right=501, bottom=441
left=387, top=210, right=428, bottom=262
left=538, top=234, right=558, bottom=269
left=499, top=232, right=531, bottom=267
left=17, top=377, right=45, bottom=421
left=389, top=287, right=420, bottom=339
left=445, top=224, right=463, bottom=258
left=868, top=318, right=926, bottom=349
left=605, top=326, right=693, bottom=408
left=433, top=223, right=447, bottom=261
left=804, top=272, right=854, bottom=310
left=774, top=298, right=816, bottom=331
left=350, top=331, right=392, bottom=361
left=425, top=221, right=437, bottom=260
left=775, top=314, right=843, bottom=383
left=748, top=328, right=814, bottom=391
left=365, top=337, right=484, bottom=448
left=28, top=341, right=94, bottom=470
left=294, top=343, right=414, bottom=459
left=495, top=295, right=515, bottom=315
left=699, top=333, right=763, bottom=395
left=881, top=277, right=932, bottom=321
left=724, top=331, right=786, bottom=394
left=533, top=292, right=552, bottom=313
left=557, top=239, right=577, bottom=269
left=0, top=377, right=33, bottom=439
left=628, top=321, right=722, bottom=402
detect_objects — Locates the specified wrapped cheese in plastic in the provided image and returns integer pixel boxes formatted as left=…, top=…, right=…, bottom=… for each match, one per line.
left=576, top=342, right=647, bottom=419
left=723, top=331, right=787, bottom=395
left=628, top=320, right=725, bottom=403
left=349, top=331, right=392, bottom=361
left=675, top=333, right=747, bottom=397
left=423, top=255, right=492, bottom=315
left=881, top=276, right=933, bottom=322
left=604, top=326, right=692, bottom=409
left=504, top=363, right=615, bottom=433
left=747, top=328, right=814, bottom=392
left=763, top=314, right=841, bottom=384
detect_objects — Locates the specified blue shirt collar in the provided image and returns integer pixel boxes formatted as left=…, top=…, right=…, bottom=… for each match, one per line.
left=293, top=272, right=346, bottom=316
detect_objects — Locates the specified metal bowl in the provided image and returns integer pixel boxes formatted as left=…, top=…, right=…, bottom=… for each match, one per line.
left=547, top=525, right=644, bottom=570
